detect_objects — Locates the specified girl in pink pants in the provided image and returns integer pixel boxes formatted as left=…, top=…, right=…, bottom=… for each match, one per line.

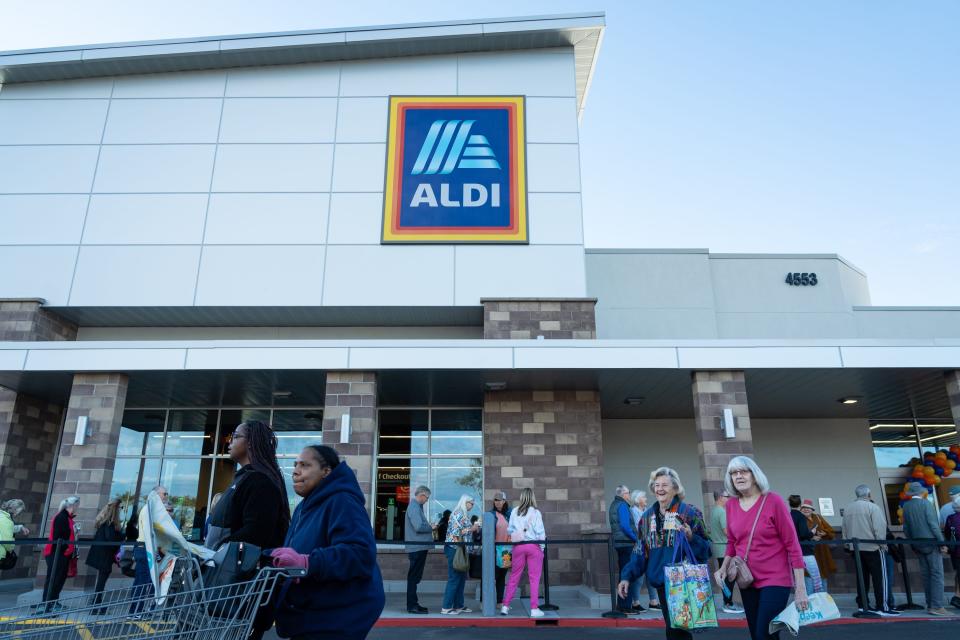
left=501, top=488, right=547, bottom=618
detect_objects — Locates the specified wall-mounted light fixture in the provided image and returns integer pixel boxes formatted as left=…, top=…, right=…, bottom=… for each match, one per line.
left=722, top=408, right=736, bottom=439
left=838, top=396, right=861, bottom=405
left=73, top=415, right=90, bottom=446
left=340, top=413, right=351, bottom=444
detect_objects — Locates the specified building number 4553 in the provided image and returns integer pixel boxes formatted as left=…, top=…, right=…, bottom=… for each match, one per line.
left=785, top=272, right=818, bottom=286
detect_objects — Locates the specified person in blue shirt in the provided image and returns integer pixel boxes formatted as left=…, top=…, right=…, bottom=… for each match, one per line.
left=608, top=484, right=639, bottom=614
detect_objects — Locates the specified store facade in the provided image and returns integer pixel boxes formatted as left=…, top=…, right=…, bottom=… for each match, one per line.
left=1, top=14, right=959, bottom=591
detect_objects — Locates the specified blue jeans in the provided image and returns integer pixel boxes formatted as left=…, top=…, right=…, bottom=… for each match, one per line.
left=129, top=547, right=154, bottom=614
left=884, top=552, right=896, bottom=609
left=442, top=545, right=466, bottom=610
left=741, top=585, right=791, bottom=640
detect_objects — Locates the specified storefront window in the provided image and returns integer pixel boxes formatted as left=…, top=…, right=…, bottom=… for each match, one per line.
left=108, top=407, right=323, bottom=541
left=374, top=408, right=482, bottom=542
left=870, top=422, right=918, bottom=468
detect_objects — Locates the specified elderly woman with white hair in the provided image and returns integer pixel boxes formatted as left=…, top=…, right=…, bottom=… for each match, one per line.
left=441, top=494, right=479, bottom=615
left=618, top=468, right=710, bottom=640
left=716, top=456, right=807, bottom=640
left=40, top=496, right=80, bottom=613
left=0, top=499, right=30, bottom=566
left=628, top=489, right=658, bottom=611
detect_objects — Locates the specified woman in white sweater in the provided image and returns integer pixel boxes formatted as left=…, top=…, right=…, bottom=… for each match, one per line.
left=500, top=487, right=547, bottom=618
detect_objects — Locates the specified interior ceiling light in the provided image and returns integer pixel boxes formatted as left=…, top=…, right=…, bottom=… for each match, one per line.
left=838, top=397, right=861, bottom=405
left=484, top=381, right=507, bottom=391
left=272, top=390, right=293, bottom=398
left=623, top=397, right=645, bottom=406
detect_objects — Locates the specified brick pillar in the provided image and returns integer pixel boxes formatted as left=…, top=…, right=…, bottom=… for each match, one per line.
left=692, top=371, right=754, bottom=511
left=0, top=300, right=77, bottom=341
left=42, top=373, right=128, bottom=589
left=947, top=371, right=960, bottom=448
left=483, top=390, right=605, bottom=586
left=0, top=388, right=64, bottom=579
left=322, top=373, right=376, bottom=512
left=482, top=298, right=597, bottom=339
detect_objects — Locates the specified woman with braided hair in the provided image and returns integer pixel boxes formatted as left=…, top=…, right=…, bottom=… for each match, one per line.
left=205, top=420, right=291, bottom=550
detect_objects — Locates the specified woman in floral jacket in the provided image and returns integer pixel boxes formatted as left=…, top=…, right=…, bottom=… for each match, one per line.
left=442, top=494, right=479, bottom=615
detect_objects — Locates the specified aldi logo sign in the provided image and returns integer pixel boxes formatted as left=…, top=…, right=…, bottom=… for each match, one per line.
left=382, top=96, right=528, bottom=243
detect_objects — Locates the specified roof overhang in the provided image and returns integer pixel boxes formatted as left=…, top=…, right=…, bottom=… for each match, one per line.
left=0, top=13, right=605, bottom=119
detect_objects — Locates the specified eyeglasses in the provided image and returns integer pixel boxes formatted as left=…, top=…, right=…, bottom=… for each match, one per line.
left=729, top=469, right=751, bottom=477
left=229, top=431, right=246, bottom=442
left=493, top=498, right=504, bottom=502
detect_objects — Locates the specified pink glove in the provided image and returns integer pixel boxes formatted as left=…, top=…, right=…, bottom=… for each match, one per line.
left=270, top=547, right=309, bottom=571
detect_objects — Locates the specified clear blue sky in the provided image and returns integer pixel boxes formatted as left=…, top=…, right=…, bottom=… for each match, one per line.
left=3, top=1, right=957, bottom=305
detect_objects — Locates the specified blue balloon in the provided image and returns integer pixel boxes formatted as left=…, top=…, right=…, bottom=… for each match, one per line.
left=934, top=467, right=944, bottom=476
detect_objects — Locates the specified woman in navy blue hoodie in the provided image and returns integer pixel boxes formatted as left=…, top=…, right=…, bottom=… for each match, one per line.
left=268, top=445, right=385, bottom=640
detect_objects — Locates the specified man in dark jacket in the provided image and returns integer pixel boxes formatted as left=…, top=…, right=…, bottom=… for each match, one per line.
left=404, top=485, right=435, bottom=614
left=268, top=445, right=385, bottom=640
left=608, top=484, right=639, bottom=614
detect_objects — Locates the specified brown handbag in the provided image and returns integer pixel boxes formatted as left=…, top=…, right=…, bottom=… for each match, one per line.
left=725, top=493, right=768, bottom=589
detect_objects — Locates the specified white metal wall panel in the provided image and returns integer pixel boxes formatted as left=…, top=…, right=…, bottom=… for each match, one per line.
left=0, top=78, right=113, bottom=99
left=70, top=246, right=201, bottom=305
left=204, top=193, right=329, bottom=244
left=0, top=146, right=99, bottom=192
left=0, top=195, right=88, bottom=244
left=339, top=55, right=458, bottom=96
left=103, top=98, right=222, bottom=144
left=322, top=245, right=455, bottom=306
left=82, top=194, right=208, bottom=244
left=526, top=143, right=581, bottom=192
left=525, top=97, right=579, bottom=143
left=112, top=70, right=226, bottom=98
left=527, top=193, right=584, bottom=245
left=457, top=49, right=576, bottom=96
left=93, top=145, right=216, bottom=192
left=211, top=144, right=333, bottom=192
left=194, top=245, right=326, bottom=306
left=326, top=193, right=382, bottom=245
left=0, top=246, right=78, bottom=304
left=454, top=245, right=587, bottom=304
left=331, top=144, right=386, bottom=192
left=336, top=98, right=388, bottom=142
left=225, top=64, right=340, bottom=97
left=0, top=100, right=108, bottom=144
left=218, top=98, right=337, bottom=143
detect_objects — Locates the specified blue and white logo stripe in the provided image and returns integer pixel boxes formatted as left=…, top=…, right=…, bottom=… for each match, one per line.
left=411, top=119, right=501, bottom=175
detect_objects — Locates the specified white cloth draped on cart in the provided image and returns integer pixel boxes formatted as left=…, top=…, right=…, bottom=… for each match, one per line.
left=140, top=491, right=215, bottom=596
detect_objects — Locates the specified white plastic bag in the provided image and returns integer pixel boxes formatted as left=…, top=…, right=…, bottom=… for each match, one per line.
left=769, top=592, right=841, bottom=636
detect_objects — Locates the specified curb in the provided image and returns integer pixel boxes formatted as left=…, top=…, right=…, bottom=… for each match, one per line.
left=375, top=615, right=959, bottom=628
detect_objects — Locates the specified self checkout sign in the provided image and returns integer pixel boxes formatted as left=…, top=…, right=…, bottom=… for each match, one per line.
left=381, top=96, right=528, bottom=243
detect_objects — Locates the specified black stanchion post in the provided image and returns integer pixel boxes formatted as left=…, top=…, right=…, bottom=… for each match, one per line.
left=42, top=539, right=64, bottom=608
left=850, top=538, right=881, bottom=618
left=539, top=544, right=559, bottom=611
left=601, top=535, right=626, bottom=619
left=895, top=541, right=923, bottom=611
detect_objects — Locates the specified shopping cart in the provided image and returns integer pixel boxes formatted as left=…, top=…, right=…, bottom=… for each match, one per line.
left=0, top=557, right=303, bottom=639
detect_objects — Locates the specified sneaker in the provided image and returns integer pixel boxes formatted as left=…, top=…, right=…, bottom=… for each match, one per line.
left=951, top=596, right=960, bottom=609
left=648, top=602, right=661, bottom=610
left=500, top=605, right=510, bottom=616
left=440, top=608, right=460, bottom=615
left=878, top=608, right=901, bottom=617
left=928, top=607, right=949, bottom=616
left=722, top=604, right=744, bottom=614
left=618, top=607, right=639, bottom=615
left=530, top=608, right=545, bottom=618
left=457, top=607, right=473, bottom=613
left=631, top=603, right=646, bottom=613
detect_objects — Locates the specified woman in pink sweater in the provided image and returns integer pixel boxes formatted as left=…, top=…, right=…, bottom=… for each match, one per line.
left=715, top=456, right=808, bottom=640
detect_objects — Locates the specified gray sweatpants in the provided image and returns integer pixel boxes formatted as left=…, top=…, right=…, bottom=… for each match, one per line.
left=915, top=549, right=944, bottom=609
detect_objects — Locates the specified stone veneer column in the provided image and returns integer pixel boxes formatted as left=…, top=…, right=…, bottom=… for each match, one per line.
left=692, top=371, right=754, bottom=510
left=0, top=389, right=63, bottom=578
left=0, top=300, right=77, bottom=341
left=482, top=298, right=597, bottom=339
left=322, top=373, right=376, bottom=511
left=484, top=390, right=606, bottom=586
left=947, top=371, right=960, bottom=447
left=41, top=373, right=128, bottom=588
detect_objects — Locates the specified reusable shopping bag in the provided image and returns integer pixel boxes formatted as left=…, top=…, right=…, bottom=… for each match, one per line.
left=663, top=533, right=718, bottom=631
left=769, top=592, right=841, bottom=636
left=495, top=545, right=512, bottom=569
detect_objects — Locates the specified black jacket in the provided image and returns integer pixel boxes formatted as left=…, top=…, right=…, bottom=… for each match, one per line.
left=791, top=509, right=813, bottom=541
left=85, top=522, right=122, bottom=572
left=210, top=465, right=289, bottom=549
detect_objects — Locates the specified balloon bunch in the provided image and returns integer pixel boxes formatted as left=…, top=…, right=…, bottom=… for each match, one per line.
left=897, top=445, right=960, bottom=523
